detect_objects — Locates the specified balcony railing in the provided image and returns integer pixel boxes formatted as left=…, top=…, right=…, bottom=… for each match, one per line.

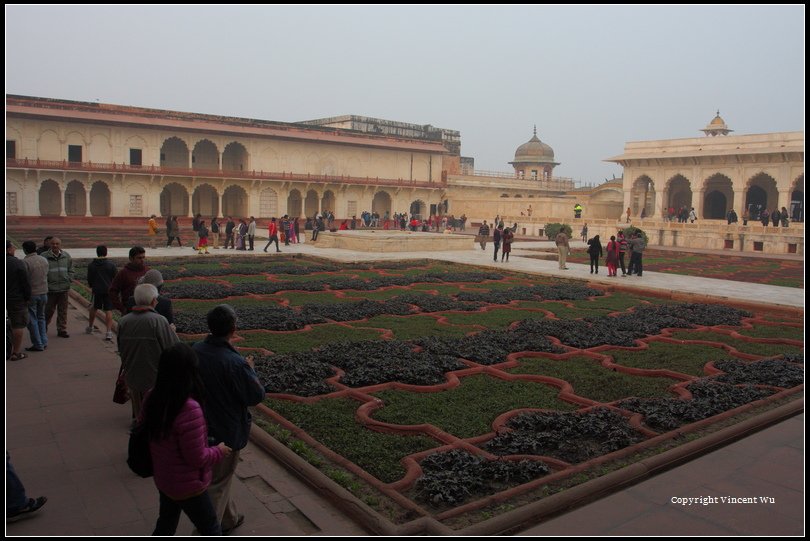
left=6, top=158, right=441, bottom=188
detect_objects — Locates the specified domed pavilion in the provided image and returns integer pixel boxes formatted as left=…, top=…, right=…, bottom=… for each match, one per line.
left=509, top=126, right=559, bottom=181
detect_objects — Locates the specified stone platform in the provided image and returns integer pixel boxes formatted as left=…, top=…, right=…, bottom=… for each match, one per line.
left=314, top=230, right=473, bottom=252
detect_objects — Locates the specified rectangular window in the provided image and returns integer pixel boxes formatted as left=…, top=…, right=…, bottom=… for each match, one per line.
left=6, top=140, right=16, bottom=159
left=130, top=148, right=142, bottom=166
left=531, top=170, right=538, bottom=180
left=724, top=239, right=734, bottom=249
left=6, top=192, right=18, bottom=215
left=347, top=201, right=357, bottom=217
left=753, top=241, right=763, bottom=252
left=68, top=145, right=82, bottom=163
left=160, top=152, right=166, bottom=162
left=129, top=195, right=143, bottom=216
left=788, top=243, right=797, bottom=254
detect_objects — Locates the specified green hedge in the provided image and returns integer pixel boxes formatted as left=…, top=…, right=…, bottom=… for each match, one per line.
left=544, top=223, right=573, bottom=240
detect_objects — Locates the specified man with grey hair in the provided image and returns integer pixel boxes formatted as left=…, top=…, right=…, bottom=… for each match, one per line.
left=43, top=237, right=73, bottom=338
left=117, top=283, right=179, bottom=419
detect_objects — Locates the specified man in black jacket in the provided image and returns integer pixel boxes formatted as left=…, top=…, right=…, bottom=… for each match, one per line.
left=193, top=305, right=265, bottom=535
left=7, top=241, right=32, bottom=360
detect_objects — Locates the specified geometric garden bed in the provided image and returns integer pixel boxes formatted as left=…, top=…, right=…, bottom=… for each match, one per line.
left=73, top=255, right=805, bottom=533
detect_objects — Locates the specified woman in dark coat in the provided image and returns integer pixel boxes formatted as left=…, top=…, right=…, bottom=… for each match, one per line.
left=587, top=235, right=603, bottom=274
left=500, top=228, right=514, bottom=262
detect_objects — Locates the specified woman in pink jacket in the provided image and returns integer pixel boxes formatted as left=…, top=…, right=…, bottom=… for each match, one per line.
left=143, top=343, right=231, bottom=535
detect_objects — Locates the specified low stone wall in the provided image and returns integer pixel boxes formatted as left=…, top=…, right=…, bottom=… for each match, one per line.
left=489, top=216, right=804, bottom=255
left=314, top=230, right=473, bottom=252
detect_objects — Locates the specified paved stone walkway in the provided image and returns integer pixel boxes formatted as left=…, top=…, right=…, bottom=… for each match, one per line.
left=5, top=239, right=804, bottom=535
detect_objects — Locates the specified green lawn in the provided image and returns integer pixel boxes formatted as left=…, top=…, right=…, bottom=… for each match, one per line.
left=508, top=356, right=680, bottom=402
left=608, top=342, right=732, bottom=376
left=667, top=331, right=804, bottom=357
left=351, top=315, right=475, bottom=340
left=371, top=374, right=577, bottom=439
left=439, top=309, right=546, bottom=329
left=265, top=397, right=438, bottom=483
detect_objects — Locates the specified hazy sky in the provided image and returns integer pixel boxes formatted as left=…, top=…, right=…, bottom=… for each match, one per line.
left=6, top=5, right=805, bottom=184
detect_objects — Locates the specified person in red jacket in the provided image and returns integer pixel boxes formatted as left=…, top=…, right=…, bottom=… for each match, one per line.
left=262, top=217, right=281, bottom=253
left=142, top=343, right=231, bottom=535
left=109, top=246, right=148, bottom=314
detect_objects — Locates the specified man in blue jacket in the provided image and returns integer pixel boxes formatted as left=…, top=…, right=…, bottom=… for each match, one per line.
left=193, top=305, right=265, bottom=535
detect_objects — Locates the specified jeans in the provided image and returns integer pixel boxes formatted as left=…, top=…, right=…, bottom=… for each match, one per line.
left=6, top=452, right=28, bottom=513
left=27, top=294, right=48, bottom=348
left=153, top=490, right=221, bottom=536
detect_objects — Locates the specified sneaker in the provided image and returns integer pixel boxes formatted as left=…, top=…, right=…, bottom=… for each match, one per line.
left=7, top=496, right=47, bottom=523
left=85, top=326, right=94, bottom=334
left=105, top=332, right=114, bottom=341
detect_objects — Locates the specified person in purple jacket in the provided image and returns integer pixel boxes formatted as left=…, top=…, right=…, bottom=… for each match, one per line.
left=142, top=343, right=232, bottom=536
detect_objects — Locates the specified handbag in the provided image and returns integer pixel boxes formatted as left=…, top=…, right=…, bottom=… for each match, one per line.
left=113, top=366, right=130, bottom=404
left=127, top=421, right=153, bottom=478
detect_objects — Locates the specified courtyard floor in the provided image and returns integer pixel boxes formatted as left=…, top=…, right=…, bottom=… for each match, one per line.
left=5, top=239, right=804, bottom=535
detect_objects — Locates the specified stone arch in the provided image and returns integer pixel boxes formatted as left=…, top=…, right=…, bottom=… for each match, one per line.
left=223, top=185, right=248, bottom=218
left=287, top=189, right=303, bottom=217
left=321, top=190, right=336, bottom=214
left=192, top=139, right=219, bottom=170
left=192, top=184, right=219, bottom=217
left=702, top=173, right=733, bottom=219
left=259, top=146, right=281, bottom=172
left=790, top=174, right=804, bottom=222
left=745, top=185, right=768, bottom=217
left=372, top=191, right=392, bottom=217
left=88, top=133, right=112, bottom=163
left=745, top=172, right=778, bottom=215
left=37, top=130, right=61, bottom=161
left=304, top=189, right=319, bottom=218
left=703, top=192, right=727, bottom=219
left=500, top=193, right=509, bottom=198
left=125, top=135, right=149, bottom=165
left=160, top=182, right=189, bottom=217
left=665, top=174, right=692, bottom=215
left=89, top=181, right=111, bottom=216
left=222, top=141, right=248, bottom=172
left=64, top=180, right=87, bottom=216
left=39, top=179, right=62, bottom=216
left=631, top=175, right=656, bottom=216
left=160, top=137, right=190, bottom=168
left=260, top=187, right=279, bottom=218
left=409, top=199, right=426, bottom=219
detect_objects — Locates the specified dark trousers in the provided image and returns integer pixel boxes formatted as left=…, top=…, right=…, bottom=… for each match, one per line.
left=493, top=241, right=501, bottom=261
left=312, top=229, right=319, bottom=241
left=45, top=290, right=69, bottom=333
left=263, top=236, right=280, bottom=252
left=166, top=236, right=182, bottom=247
left=248, top=235, right=254, bottom=250
left=629, top=252, right=643, bottom=276
left=225, top=233, right=235, bottom=249
left=589, top=254, right=599, bottom=273
left=618, top=252, right=626, bottom=274
left=153, top=490, right=221, bottom=536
